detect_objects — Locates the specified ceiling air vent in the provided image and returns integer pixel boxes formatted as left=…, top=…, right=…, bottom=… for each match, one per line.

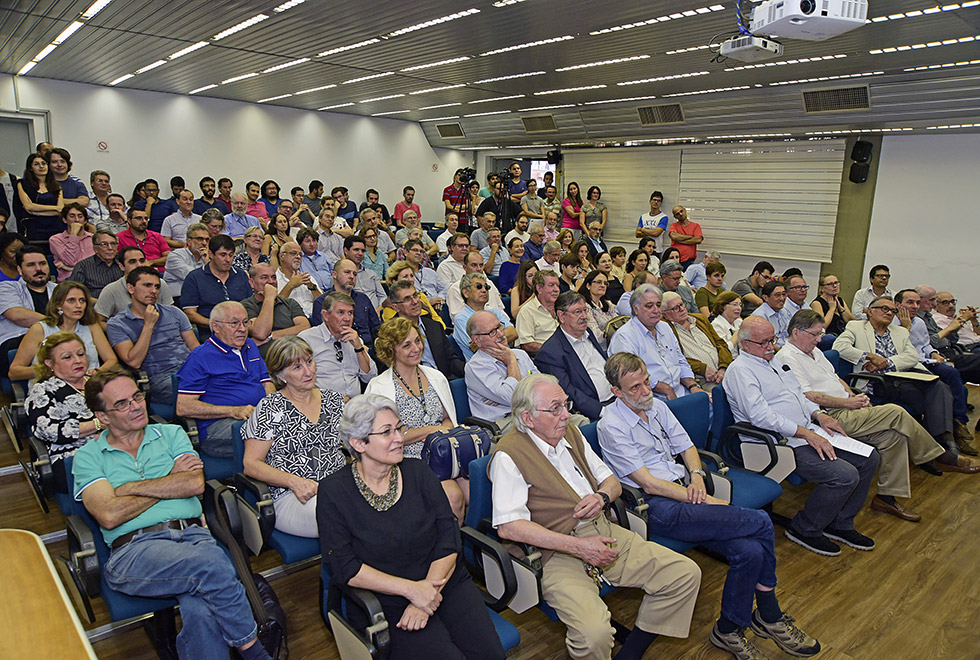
left=436, top=123, right=465, bottom=138
left=637, top=103, right=685, bottom=126
left=521, top=115, right=558, bottom=133
left=803, top=85, right=871, bottom=113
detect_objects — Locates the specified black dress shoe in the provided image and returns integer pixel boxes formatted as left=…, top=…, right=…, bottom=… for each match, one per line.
left=967, top=403, right=975, bottom=413
left=918, top=461, right=943, bottom=476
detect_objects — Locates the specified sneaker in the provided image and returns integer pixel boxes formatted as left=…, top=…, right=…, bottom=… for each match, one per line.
left=823, top=527, right=875, bottom=550
left=785, top=527, right=841, bottom=556
left=710, top=622, right=771, bottom=660
left=751, top=611, right=821, bottom=657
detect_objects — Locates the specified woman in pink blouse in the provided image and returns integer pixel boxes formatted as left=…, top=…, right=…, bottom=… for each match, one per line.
left=49, top=203, right=94, bottom=281
left=560, top=181, right=585, bottom=234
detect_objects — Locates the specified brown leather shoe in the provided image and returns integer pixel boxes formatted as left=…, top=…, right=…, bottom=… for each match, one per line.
left=936, top=456, right=980, bottom=474
left=870, top=495, right=921, bottom=522
left=953, top=423, right=979, bottom=456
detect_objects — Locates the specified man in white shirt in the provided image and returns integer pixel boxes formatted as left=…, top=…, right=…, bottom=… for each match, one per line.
left=276, top=241, right=321, bottom=318
left=784, top=275, right=809, bottom=317
left=635, top=191, right=669, bottom=254
left=343, top=235, right=386, bottom=308
left=480, top=227, right=507, bottom=277
left=851, top=264, right=893, bottom=321
left=299, top=292, right=376, bottom=398
left=750, top=281, right=791, bottom=348
left=161, top=189, right=200, bottom=249
left=464, top=310, right=537, bottom=427
left=436, top=214, right=459, bottom=256
left=447, top=250, right=506, bottom=317
left=932, top=291, right=980, bottom=350
left=437, top=232, right=469, bottom=288
left=504, top=215, right=531, bottom=245
left=164, top=223, right=209, bottom=300
left=535, top=240, right=562, bottom=274
left=490, top=374, right=701, bottom=660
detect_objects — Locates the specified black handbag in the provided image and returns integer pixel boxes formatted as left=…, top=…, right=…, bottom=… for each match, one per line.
left=422, top=425, right=492, bottom=480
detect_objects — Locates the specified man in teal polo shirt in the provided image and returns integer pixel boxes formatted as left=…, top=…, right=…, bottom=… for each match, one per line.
left=72, top=368, right=272, bottom=660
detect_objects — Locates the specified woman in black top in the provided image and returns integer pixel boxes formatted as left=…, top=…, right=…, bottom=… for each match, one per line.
left=811, top=273, right=854, bottom=336
left=317, top=394, right=504, bottom=660
left=16, top=153, right=63, bottom=242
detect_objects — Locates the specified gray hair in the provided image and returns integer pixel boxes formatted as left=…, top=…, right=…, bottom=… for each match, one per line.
left=787, top=309, right=824, bottom=336
left=89, top=169, right=109, bottom=184
left=482, top=212, right=496, bottom=222
left=660, top=291, right=683, bottom=310
left=339, top=394, right=400, bottom=460
left=658, top=259, right=682, bottom=277
left=186, top=222, right=208, bottom=236
left=704, top=250, right=720, bottom=260
left=230, top=192, right=247, bottom=203
left=867, top=294, right=893, bottom=310
left=264, top=336, right=313, bottom=387
left=322, top=291, right=355, bottom=315
left=511, top=373, right=560, bottom=434
left=630, top=283, right=661, bottom=311
left=554, top=290, right=585, bottom=314
left=528, top=223, right=545, bottom=235
left=543, top=240, right=561, bottom=254
left=210, top=301, right=246, bottom=328
left=460, top=271, right=487, bottom=297
left=201, top=208, right=225, bottom=224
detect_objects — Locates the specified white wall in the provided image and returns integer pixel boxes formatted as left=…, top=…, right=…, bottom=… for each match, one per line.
left=864, top=134, right=980, bottom=299
left=0, top=74, right=473, bottom=220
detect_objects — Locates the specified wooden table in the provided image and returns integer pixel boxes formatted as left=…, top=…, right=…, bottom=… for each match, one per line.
left=0, top=528, right=97, bottom=659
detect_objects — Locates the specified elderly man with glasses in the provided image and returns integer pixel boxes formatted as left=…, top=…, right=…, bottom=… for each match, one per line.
left=299, top=291, right=376, bottom=399
left=453, top=271, right=516, bottom=360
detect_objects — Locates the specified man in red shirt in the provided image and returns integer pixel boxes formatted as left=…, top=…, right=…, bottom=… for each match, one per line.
left=393, top=185, right=421, bottom=228
left=443, top=170, right=468, bottom=219
left=669, top=205, right=703, bottom=269
left=117, top=208, right=170, bottom=272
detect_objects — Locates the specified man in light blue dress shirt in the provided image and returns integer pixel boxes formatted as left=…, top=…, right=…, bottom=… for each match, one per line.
left=750, top=281, right=791, bottom=348
left=297, top=227, right=333, bottom=290
left=223, top=193, right=262, bottom=239
left=464, top=310, right=537, bottom=428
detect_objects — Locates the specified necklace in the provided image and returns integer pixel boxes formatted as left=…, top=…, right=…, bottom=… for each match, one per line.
left=352, top=463, right=400, bottom=511
left=394, top=367, right=426, bottom=405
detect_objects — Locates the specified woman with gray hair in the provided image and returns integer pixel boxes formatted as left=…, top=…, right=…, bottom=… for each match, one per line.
left=242, top=336, right=346, bottom=537
left=317, top=394, right=505, bottom=660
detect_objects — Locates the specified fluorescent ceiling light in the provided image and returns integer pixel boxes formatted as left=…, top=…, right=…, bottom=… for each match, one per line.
left=360, top=94, right=406, bottom=103
left=213, top=14, right=269, bottom=40
left=274, top=0, right=306, bottom=12
left=464, top=110, right=512, bottom=117
left=472, top=71, right=546, bottom=84
left=169, top=41, right=208, bottom=60
left=386, top=9, right=480, bottom=38
left=81, top=0, right=114, bottom=19
left=582, top=95, right=658, bottom=105
left=664, top=85, right=751, bottom=97
left=870, top=34, right=979, bottom=54
left=17, top=61, right=38, bottom=75
left=518, top=104, right=576, bottom=111
left=409, top=84, right=466, bottom=95
left=868, top=2, right=976, bottom=21
left=401, top=56, right=470, bottom=72
left=468, top=94, right=525, bottom=104
left=295, top=84, right=337, bottom=94
left=725, top=54, right=846, bottom=71
left=343, top=71, right=394, bottom=84
left=905, top=58, right=980, bottom=71
left=421, top=115, right=461, bottom=121
left=666, top=44, right=718, bottom=55
left=590, top=5, right=724, bottom=35
left=535, top=84, right=607, bottom=95
left=189, top=84, right=218, bottom=94
left=221, top=72, right=260, bottom=84
left=492, top=0, right=531, bottom=6
left=418, top=102, right=462, bottom=110
left=372, top=110, right=412, bottom=116
left=263, top=58, right=310, bottom=73
left=480, top=35, right=573, bottom=57
left=926, top=122, right=978, bottom=129
left=108, top=73, right=134, bottom=85
left=555, top=55, right=649, bottom=72
left=317, top=39, right=380, bottom=57
left=618, top=71, right=710, bottom=85
left=319, top=103, right=356, bottom=110
left=769, top=70, right=883, bottom=86
left=53, top=21, right=84, bottom=44
left=258, top=94, right=293, bottom=103
left=706, top=133, right=791, bottom=139
left=135, top=60, right=167, bottom=74
left=33, top=44, right=58, bottom=62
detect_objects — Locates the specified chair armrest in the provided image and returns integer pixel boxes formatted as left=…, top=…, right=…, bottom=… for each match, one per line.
left=328, top=584, right=391, bottom=660
left=232, top=472, right=276, bottom=540
left=696, top=448, right=729, bottom=475
left=27, top=435, right=55, bottom=499
left=617, top=484, right=649, bottom=516
left=462, top=416, right=500, bottom=437
left=66, top=514, right=100, bottom=597
left=720, top=422, right=786, bottom=477
left=843, top=371, right=887, bottom=397
left=461, top=526, right=517, bottom=611
left=477, top=517, right=543, bottom=573
left=174, top=417, right=200, bottom=450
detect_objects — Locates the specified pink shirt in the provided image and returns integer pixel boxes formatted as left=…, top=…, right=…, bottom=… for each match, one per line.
left=49, top=230, right=95, bottom=281
left=117, top=229, right=171, bottom=272
left=393, top=201, right=421, bottom=223
left=561, top=197, right=582, bottom=229
left=246, top=200, right=269, bottom=219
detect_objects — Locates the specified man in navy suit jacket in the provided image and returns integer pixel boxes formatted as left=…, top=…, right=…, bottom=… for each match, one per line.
left=584, top=220, right=608, bottom=265
left=535, top=291, right=615, bottom=420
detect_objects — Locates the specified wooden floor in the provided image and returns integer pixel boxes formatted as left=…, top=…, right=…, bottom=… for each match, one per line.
left=3, top=389, right=980, bottom=660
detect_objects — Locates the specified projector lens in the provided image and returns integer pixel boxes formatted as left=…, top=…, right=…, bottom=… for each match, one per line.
left=800, top=0, right=816, bottom=14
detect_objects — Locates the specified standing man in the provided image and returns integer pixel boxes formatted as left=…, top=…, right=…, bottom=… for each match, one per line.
left=164, top=223, right=209, bottom=303
left=636, top=192, right=669, bottom=256
left=300, top=292, right=376, bottom=398
left=477, top=180, right=521, bottom=235
left=73, top=368, right=274, bottom=660
left=70, top=230, right=124, bottom=298
left=117, top=208, right=170, bottom=272
left=133, top=179, right=177, bottom=233
left=851, top=265, right=892, bottom=321
left=193, top=176, right=229, bottom=215
left=224, top=193, right=262, bottom=239
left=491, top=374, right=701, bottom=660
left=393, top=186, right=421, bottom=228
left=668, top=206, right=703, bottom=269
left=506, top=162, right=528, bottom=203
left=47, top=148, right=90, bottom=208
left=161, top=189, right=200, bottom=249
left=241, top=263, right=310, bottom=359
left=443, top=169, right=469, bottom=218
left=180, top=235, right=251, bottom=332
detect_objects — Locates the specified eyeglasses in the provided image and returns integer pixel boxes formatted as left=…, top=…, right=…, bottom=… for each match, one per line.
left=107, top=390, right=146, bottom=412
left=394, top=292, right=420, bottom=304
left=787, top=284, right=809, bottom=291
left=822, top=281, right=840, bottom=287
left=469, top=283, right=488, bottom=290
left=368, top=423, right=405, bottom=439
left=215, top=319, right=250, bottom=328
left=536, top=400, right=573, bottom=416
left=803, top=329, right=826, bottom=338
left=873, top=273, right=891, bottom=278
left=938, top=298, right=957, bottom=305
left=663, top=304, right=686, bottom=313
left=744, top=337, right=775, bottom=347
left=869, top=305, right=898, bottom=314
left=473, top=323, right=504, bottom=337
left=94, top=240, right=118, bottom=248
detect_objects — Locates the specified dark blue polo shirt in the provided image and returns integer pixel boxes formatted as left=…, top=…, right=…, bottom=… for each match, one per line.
left=106, top=303, right=191, bottom=377
left=180, top=263, right=251, bottom=319
left=176, top=335, right=270, bottom=437
left=193, top=197, right=230, bottom=215
left=134, top=198, right=179, bottom=233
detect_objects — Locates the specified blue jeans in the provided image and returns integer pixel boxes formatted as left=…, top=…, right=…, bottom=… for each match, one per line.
left=790, top=446, right=880, bottom=536
left=645, top=497, right=775, bottom=628
left=104, top=526, right=257, bottom=658
left=199, top=417, right=236, bottom=458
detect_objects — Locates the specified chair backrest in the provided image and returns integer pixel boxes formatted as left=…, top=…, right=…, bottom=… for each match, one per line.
left=710, top=385, right=736, bottom=454
left=231, top=420, right=246, bottom=473
left=825, top=348, right=853, bottom=378
left=449, top=378, right=471, bottom=422
left=579, top=422, right=601, bottom=457
left=8, top=348, right=29, bottom=390
left=665, top=391, right=711, bottom=450
left=603, top=315, right=630, bottom=344
left=822, top=349, right=840, bottom=370
left=63, top=456, right=111, bottom=565
left=465, top=454, right=494, bottom=529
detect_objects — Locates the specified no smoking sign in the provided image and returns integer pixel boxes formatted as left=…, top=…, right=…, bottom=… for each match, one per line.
left=97, top=141, right=109, bottom=153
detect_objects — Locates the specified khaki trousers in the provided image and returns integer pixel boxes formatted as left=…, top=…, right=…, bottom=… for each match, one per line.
left=828, top=403, right=945, bottom=498
left=539, top=515, right=701, bottom=660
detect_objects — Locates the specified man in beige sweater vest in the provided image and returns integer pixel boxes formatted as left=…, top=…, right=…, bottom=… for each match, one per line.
left=489, top=373, right=701, bottom=660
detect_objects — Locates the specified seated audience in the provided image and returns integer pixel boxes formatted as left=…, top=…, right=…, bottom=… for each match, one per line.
left=447, top=250, right=506, bottom=317
left=661, top=291, right=732, bottom=391
left=0, top=234, right=24, bottom=282
left=69, top=230, right=123, bottom=297
left=202, top=208, right=226, bottom=237
left=263, top=212, right=294, bottom=258
left=453, top=272, right=516, bottom=360
left=234, top=226, right=271, bottom=274
left=811, top=274, right=854, bottom=336
left=310, top=259, right=381, bottom=345
left=731, top=261, right=774, bottom=318
left=511, top=260, right=539, bottom=320
left=366, top=318, right=465, bottom=519
left=343, top=235, right=386, bottom=309
left=388, top=280, right=463, bottom=379
left=609, top=285, right=706, bottom=402
left=914, top=285, right=980, bottom=380
left=276, top=241, right=322, bottom=318
left=536, top=291, right=613, bottom=421
left=783, top=274, right=809, bottom=317
left=726, top=317, right=879, bottom=556
left=50, top=203, right=94, bottom=281
left=658, top=259, right=698, bottom=315
left=464, top=310, right=538, bottom=429
left=711, top=291, right=744, bottom=357
left=73, top=368, right=274, bottom=660
left=193, top=176, right=229, bottom=215
left=300, top=292, right=376, bottom=399
left=695, top=261, right=727, bottom=316
left=224, top=192, right=263, bottom=238
left=583, top=220, right=608, bottom=263
left=505, top=215, right=531, bottom=245
left=579, top=269, right=618, bottom=347
left=242, top=263, right=310, bottom=359
left=615, top=270, right=655, bottom=316
left=609, top=245, right=627, bottom=282
left=623, top=249, right=650, bottom=292
left=131, top=178, right=176, bottom=233
left=751, top=281, right=791, bottom=348
left=117, top=206, right=170, bottom=272
left=318, top=394, right=505, bottom=660
left=176, top=301, right=275, bottom=457
left=243, top=337, right=346, bottom=537
left=599, top=352, right=821, bottom=660
left=535, top=240, right=562, bottom=274
left=180, top=235, right=251, bottom=331
left=26, top=331, right=100, bottom=493
left=245, top=181, right=269, bottom=221
left=437, top=233, right=469, bottom=288
left=382, top=262, right=443, bottom=328
left=164, top=222, right=209, bottom=303
left=161, top=189, right=200, bottom=249
left=360, top=225, right=389, bottom=282
left=10, top=280, right=117, bottom=381
left=480, top=227, right=506, bottom=278
left=593, top=251, right=625, bottom=306
left=851, top=264, right=893, bottom=321
left=557, top=252, right=581, bottom=293
left=523, top=223, right=546, bottom=262
left=315, top=207, right=347, bottom=264
left=359, top=207, right=395, bottom=255
left=571, top=240, right=596, bottom=276
left=436, top=213, right=459, bottom=256
left=490, top=374, right=701, bottom=660
left=684, top=250, right=721, bottom=291
left=96, top=247, right=176, bottom=319
left=93, top=192, right=129, bottom=236
left=779, top=310, right=977, bottom=522
left=106, top=266, right=198, bottom=406
left=467, top=212, right=494, bottom=251
left=931, top=290, right=980, bottom=351
left=402, top=239, right=445, bottom=309
left=515, top=269, right=560, bottom=356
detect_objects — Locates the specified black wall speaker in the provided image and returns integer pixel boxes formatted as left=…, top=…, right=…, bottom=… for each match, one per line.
left=849, top=162, right=870, bottom=184
left=546, top=149, right=562, bottom=165
left=851, top=140, right=873, bottom=163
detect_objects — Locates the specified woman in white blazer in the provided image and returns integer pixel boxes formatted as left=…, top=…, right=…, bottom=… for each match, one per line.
left=366, top=317, right=464, bottom=519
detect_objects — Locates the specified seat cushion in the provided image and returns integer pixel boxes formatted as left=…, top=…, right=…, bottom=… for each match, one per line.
left=488, top=608, right=521, bottom=652
left=727, top=469, right=784, bottom=510
left=269, top=531, right=320, bottom=565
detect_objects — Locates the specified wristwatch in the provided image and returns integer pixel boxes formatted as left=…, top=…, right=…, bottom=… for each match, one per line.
left=597, top=491, right=611, bottom=507
left=690, top=468, right=707, bottom=479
